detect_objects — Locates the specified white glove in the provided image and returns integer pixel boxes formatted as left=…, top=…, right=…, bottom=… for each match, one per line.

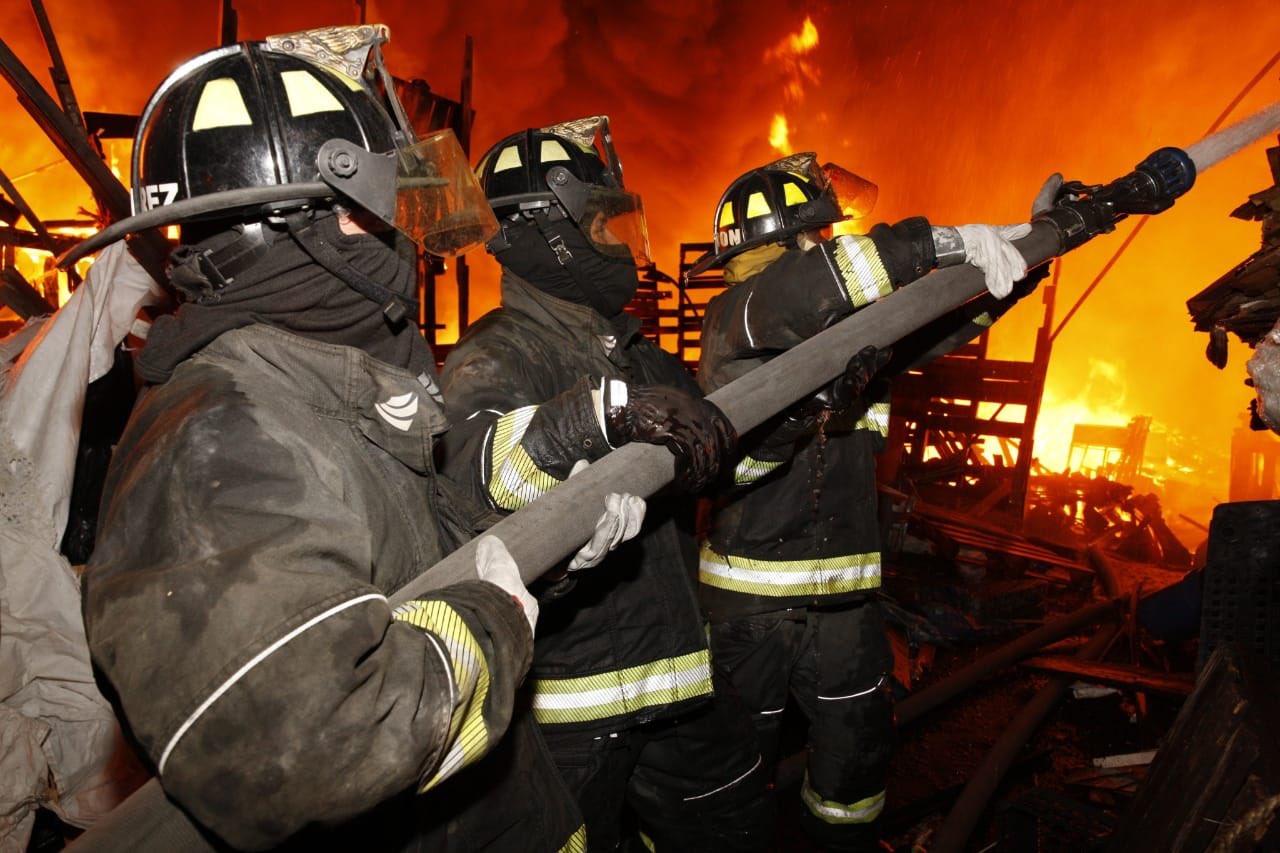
left=955, top=223, right=1031, bottom=300
left=565, top=459, right=647, bottom=571
left=475, top=535, right=538, bottom=635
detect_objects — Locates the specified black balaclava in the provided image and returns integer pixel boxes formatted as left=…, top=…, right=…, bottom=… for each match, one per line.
left=493, top=217, right=638, bottom=324
left=137, top=213, right=431, bottom=384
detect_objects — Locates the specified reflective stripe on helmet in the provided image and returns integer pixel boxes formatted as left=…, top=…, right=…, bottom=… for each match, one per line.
left=699, top=545, right=882, bottom=596
left=531, top=649, right=713, bottom=725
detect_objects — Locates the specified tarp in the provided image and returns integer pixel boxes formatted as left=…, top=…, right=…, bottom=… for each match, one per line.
left=0, top=243, right=163, bottom=850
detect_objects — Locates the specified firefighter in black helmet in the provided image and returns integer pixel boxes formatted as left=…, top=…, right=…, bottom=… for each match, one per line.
left=442, top=116, right=773, bottom=851
left=73, top=26, right=601, bottom=850
left=693, top=153, right=1050, bottom=851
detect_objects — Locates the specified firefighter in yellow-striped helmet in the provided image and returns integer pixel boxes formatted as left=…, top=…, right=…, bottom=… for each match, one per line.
left=687, top=152, right=877, bottom=278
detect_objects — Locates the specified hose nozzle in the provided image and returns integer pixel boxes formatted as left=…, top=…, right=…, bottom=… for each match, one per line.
left=1034, top=147, right=1197, bottom=252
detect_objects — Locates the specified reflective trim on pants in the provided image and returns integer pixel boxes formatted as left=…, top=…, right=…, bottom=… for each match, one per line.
left=800, top=772, right=885, bottom=825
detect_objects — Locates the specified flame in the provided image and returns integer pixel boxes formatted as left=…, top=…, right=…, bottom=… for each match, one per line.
left=765, top=16, right=820, bottom=103
left=761, top=17, right=820, bottom=189
left=0, top=0, right=1272, bottom=525
left=768, top=114, right=792, bottom=154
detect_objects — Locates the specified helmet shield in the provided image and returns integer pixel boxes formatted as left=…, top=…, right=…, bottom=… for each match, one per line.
left=546, top=166, right=650, bottom=264
left=395, top=128, right=499, bottom=257
left=822, top=162, right=878, bottom=222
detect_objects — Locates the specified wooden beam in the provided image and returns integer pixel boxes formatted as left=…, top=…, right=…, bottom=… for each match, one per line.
left=1022, top=655, right=1194, bottom=695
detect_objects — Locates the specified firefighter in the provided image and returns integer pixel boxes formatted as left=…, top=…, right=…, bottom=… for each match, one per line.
left=441, top=116, right=772, bottom=851
left=70, top=27, right=619, bottom=851
left=691, top=153, right=1046, bottom=851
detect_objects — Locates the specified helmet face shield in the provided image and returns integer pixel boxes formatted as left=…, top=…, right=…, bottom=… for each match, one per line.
left=549, top=171, right=650, bottom=264
left=822, top=163, right=878, bottom=222
left=394, top=129, right=499, bottom=257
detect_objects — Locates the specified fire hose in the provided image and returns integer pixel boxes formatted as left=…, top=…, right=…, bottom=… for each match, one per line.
left=67, top=117, right=1276, bottom=850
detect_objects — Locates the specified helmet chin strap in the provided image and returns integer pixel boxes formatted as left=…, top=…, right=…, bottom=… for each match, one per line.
left=526, top=209, right=625, bottom=320
left=283, top=211, right=418, bottom=326
left=169, top=221, right=278, bottom=299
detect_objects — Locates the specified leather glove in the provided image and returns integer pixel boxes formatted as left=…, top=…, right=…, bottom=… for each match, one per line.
left=1032, top=173, right=1065, bottom=218
left=813, top=345, right=893, bottom=411
left=565, top=459, right=647, bottom=570
left=600, top=380, right=737, bottom=493
left=474, top=535, right=538, bottom=636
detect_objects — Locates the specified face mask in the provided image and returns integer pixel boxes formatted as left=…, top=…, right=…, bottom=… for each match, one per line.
left=495, top=218, right=638, bottom=317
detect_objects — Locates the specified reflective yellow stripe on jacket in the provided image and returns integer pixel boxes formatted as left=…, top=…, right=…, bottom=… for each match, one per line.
left=392, top=599, right=491, bottom=790
left=558, top=825, right=587, bottom=853
left=532, top=649, right=712, bottom=726
left=831, top=234, right=893, bottom=308
left=699, top=544, right=882, bottom=597
left=733, top=454, right=784, bottom=486
left=856, top=401, right=890, bottom=437
left=486, top=405, right=562, bottom=510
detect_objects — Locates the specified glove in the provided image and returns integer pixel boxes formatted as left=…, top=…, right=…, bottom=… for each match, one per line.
left=1032, top=173, right=1065, bottom=218
left=474, top=535, right=538, bottom=636
left=954, top=223, right=1031, bottom=299
left=600, top=380, right=737, bottom=493
left=565, top=459, right=647, bottom=571
left=813, top=345, right=893, bottom=411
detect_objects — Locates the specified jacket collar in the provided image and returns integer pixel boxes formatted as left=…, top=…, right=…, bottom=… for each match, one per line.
left=499, top=269, right=641, bottom=351
left=201, top=324, right=446, bottom=472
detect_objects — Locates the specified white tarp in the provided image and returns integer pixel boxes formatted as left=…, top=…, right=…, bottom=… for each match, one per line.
left=0, top=242, right=164, bottom=850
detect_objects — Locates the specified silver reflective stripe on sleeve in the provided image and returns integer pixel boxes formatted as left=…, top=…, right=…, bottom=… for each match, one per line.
left=734, top=454, right=784, bottom=485
left=855, top=401, right=890, bottom=437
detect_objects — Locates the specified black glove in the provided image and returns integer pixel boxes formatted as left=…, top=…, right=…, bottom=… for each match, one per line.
left=812, top=345, right=893, bottom=411
left=602, top=382, right=737, bottom=493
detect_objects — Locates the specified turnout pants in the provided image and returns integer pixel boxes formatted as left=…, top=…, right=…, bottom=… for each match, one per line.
left=709, top=600, right=894, bottom=853
left=540, top=693, right=773, bottom=852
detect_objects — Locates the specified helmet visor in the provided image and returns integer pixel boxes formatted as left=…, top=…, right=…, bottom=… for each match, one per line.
left=822, top=163, right=878, bottom=222
left=578, top=185, right=650, bottom=265
left=395, top=128, right=499, bottom=257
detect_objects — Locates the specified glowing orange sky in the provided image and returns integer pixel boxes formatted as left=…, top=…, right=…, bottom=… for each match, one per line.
left=3, top=0, right=1280, bottom=518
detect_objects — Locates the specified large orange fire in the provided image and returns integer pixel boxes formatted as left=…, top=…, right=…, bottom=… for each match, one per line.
left=2, top=0, right=1278, bottom=535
